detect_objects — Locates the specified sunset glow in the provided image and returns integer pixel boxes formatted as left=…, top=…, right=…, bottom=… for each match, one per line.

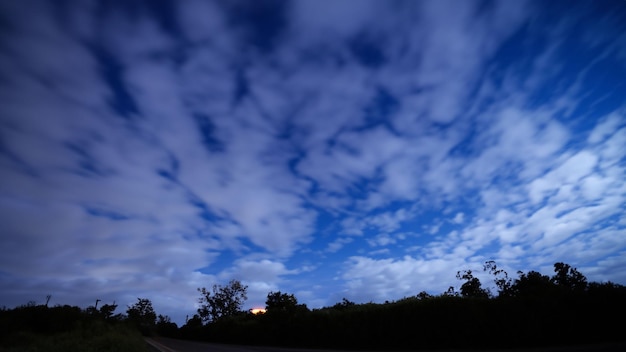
left=250, top=308, right=266, bottom=315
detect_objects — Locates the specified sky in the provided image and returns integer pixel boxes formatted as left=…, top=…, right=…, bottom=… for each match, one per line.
left=1, top=0, right=625, bottom=325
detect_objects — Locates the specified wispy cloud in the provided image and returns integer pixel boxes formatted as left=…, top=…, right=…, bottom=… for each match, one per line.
left=1, top=0, right=624, bottom=323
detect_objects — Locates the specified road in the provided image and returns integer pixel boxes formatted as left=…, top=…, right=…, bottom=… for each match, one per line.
left=145, top=338, right=348, bottom=352
left=145, top=337, right=626, bottom=352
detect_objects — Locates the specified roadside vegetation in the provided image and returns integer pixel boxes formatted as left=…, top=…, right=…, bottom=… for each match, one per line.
left=0, top=298, right=158, bottom=351
left=2, top=261, right=624, bottom=350
left=176, top=261, right=626, bottom=350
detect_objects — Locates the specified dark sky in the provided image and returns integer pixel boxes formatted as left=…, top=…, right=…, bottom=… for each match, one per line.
left=1, top=0, right=625, bottom=325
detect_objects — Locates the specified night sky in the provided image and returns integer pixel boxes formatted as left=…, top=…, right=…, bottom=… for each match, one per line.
left=1, top=0, right=625, bottom=325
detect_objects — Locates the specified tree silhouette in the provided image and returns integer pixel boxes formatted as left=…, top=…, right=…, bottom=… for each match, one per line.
left=332, top=297, right=356, bottom=310
left=416, top=291, right=433, bottom=300
left=483, top=260, right=513, bottom=297
left=126, top=298, right=156, bottom=335
left=266, top=291, right=298, bottom=313
left=98, top=302, right=121, bottom=321
left=197, top=279, right=248, bottom=323
left=443, top=286, right=458, bottom=296
left=511, top=270, right=553, bottom=297
left=551, top=262, right=587, bottom=293
left=456, top=270, right=489, bottom=298
left=156, top=314, right=178, bottom=337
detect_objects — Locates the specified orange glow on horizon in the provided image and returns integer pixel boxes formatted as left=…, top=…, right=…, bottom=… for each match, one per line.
left=250, top=308, right=266, bottom=315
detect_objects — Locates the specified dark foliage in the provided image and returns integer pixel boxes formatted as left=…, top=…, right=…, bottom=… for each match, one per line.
left=155, top=314, right=179, bottom=337
left=4, top=262, right=623, bottom=351
left=456, top=269, right=490, bottom=298
left=0, top=302, right=147, bottom=351
left=178, top=262, right=626, bottom=350
left=197, top=279, right=248, bottom=323
left=265, top=291, right=299, bottom=313
left=126, top=297, right=157, bottom=336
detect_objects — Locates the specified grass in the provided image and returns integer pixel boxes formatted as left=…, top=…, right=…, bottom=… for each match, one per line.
left=0, top=320, right=148, bottom=352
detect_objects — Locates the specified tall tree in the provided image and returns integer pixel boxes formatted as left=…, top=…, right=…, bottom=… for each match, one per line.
left=456, top=270, right=489, bottom=298
left=266, top=291, right=298, bottom=313
left=197, top=279, right=248, bottom=323
left=99, top=302, right=119, bottom=321
left=551, top=262, right=588, bottom=293
left=511, top=270, right=554, bottom=297
left=483, top=260, right=513, bottom=297
left=126, top=298, right=156, bottom=335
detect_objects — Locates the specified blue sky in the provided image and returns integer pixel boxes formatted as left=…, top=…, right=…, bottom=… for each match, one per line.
left=1, top=0, right=625, bottom=325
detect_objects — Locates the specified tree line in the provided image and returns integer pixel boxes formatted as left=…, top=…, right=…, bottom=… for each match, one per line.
left=0, top=298, right=160, bottom=351
left=2, top=261, right=625, bottom=350
left=176, top=261, right=626, bottom=350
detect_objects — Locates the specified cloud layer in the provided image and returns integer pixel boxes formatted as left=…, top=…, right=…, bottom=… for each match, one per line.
left=1, top=0, right=625, bottom=324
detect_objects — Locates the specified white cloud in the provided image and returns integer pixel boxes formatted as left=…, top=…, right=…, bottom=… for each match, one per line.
left=1, top=0, right=625, bottom=325
left=178, top=0, right=228, bottom=43
left=215, top=258, right=311, bottom=309
left=219, top=259, right=295, bottom=283
left=326, top=237, right=354, bottom=253
left=290, top=0, right=379, bottom=41
left=342, top=256, right=465, bottom=302
left=588, top=113, right=625, bottom=144
left=452, top=212, right=465, bottom=224
left=552, top=151, right=598, bottom=183
left=366, top=234, right=396, bottom=247
left=580, top=175, right=612, bottom=201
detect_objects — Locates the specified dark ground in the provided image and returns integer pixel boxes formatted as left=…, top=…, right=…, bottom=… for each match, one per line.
left=145, top=337, right=626, bottom=352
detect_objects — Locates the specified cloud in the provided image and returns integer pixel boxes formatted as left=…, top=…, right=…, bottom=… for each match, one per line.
left=452, top=213, right=465, bottom=224
left=341, top=256, right=464, bottom=302
left=290, top=0, right=380, bottom=41
left=338, top=103, right=624, bottom=304
left=1, top=0, right=625, bottom=325
left=0, top=0, right=313, bottom=316
left=326, top=237, right=354, bottom=253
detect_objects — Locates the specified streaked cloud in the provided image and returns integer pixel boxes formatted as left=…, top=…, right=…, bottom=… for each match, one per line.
left=1, top=0, right=624, bottom=324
